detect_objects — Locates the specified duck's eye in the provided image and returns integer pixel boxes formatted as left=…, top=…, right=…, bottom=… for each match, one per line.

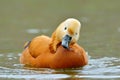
left=64, top=27, right=67, bottom=30
left=75, top=33, right=78, bottom=35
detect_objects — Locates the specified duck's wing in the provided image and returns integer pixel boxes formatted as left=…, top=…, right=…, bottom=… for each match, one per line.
left=28, top=35, right=51, bottom=58
left=24, top=41, right=31, bottom=49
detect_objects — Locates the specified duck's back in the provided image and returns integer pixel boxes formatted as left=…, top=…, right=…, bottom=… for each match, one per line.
left=28, top=35, right=51, bottom=58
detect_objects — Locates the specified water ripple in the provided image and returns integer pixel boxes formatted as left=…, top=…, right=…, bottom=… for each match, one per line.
left=83, top=57, right=120, bottom=75
left=0, top=52, right=120, bottom=79
left=26, top=28, right=49, bottom=34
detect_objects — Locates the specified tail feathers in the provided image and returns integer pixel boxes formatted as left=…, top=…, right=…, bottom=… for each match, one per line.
left=24, top=41, right=31, bottom=49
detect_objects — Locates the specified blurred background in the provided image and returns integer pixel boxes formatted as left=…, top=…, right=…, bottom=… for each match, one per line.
left=0, top=0, right=120, bottom=79
left=0, top=0, right=120, bottom=57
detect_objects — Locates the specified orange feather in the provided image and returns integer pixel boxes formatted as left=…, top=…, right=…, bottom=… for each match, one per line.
left=20, top=18, right=88, bottom=69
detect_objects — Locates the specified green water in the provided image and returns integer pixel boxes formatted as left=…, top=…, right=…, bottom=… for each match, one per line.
left=0, top=0, right=120, bottom=80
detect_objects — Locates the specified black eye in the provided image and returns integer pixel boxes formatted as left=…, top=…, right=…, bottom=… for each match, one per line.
left=64, top=27, right=67, bottom=30
left=75, top=33, right=78, bottom=35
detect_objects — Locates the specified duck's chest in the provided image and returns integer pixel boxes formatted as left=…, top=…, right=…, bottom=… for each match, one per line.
left=50, top=51, right=83, bottom=68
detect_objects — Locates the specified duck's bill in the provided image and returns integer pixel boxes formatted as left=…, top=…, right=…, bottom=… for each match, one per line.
left=62, top=35, right=72, bottom=49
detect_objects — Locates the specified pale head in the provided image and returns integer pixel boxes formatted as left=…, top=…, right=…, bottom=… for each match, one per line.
left=56, top=18, right=81, bottom=48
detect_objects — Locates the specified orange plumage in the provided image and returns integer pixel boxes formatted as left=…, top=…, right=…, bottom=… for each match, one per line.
left=20, top=18, right=88, bottom=69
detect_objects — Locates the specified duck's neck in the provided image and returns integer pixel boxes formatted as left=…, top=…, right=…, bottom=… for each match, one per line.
left=49, top=38, right=61, bottom=53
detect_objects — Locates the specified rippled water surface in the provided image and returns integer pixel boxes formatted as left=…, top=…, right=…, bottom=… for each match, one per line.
left=0, top=53, right=120, bottom=80
left=0, top=0, right=120, bottom=80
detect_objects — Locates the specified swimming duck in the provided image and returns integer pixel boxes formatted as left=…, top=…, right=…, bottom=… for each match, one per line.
left=20, top=18, right=88, bottom=68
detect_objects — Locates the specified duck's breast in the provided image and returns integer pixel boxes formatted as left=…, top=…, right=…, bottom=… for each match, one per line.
left=50, top=44, right=88, bottom=68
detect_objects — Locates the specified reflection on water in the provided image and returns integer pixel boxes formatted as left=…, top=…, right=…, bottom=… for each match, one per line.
left=26, top=28, right=49, bottom=34
left=0, top=53, right=120, bottom=79
left=118, top=27, right=120, bottom=32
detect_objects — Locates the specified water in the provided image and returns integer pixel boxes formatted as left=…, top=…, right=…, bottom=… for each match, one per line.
left=0, top=53, right=120, bottom=80
left=0, top=0, right=120, bottom=80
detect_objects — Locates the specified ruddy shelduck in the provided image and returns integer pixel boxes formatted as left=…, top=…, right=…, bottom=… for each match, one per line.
left=20, top=18, right=88, bottom=69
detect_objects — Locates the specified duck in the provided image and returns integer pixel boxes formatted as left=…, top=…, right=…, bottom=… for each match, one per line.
left=20, top=18, right=88, bottom=69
